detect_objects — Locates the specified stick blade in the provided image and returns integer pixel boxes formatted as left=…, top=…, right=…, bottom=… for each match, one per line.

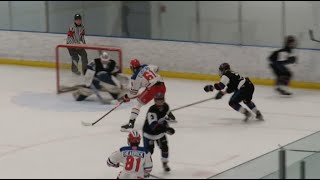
left=81, top=121, right=93, bottom=126
left=309, top=29, right=315, bottom=40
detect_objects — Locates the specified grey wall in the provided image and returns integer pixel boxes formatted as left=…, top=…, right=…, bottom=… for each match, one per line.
left=1, top=1, right=320, bottom=49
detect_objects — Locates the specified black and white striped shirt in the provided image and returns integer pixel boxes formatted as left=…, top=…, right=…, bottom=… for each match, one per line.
left=66, top=23, right=86, bottom=44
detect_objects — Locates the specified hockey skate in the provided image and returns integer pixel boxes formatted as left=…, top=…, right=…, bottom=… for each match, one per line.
left=276, top=87, right=292, bottom=96
left=243, top=109, right=253, bottom=122
left=120, top=119, right=135, bottom=132
left=163, top=162, right=171, bottom=172
left=256, top=111, right=264, bottom=121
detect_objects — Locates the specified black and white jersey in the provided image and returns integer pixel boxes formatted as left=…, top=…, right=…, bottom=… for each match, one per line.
left=215, top=71, right=247, bottom=93
left=143, top=103, right=170, bottom=140
left=269, top=47, right=297, bottom=65
left=67, top=23, right=86, bottom=44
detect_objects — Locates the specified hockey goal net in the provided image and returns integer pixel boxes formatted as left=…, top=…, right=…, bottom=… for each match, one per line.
left=55, top=44, right=123, bottom=94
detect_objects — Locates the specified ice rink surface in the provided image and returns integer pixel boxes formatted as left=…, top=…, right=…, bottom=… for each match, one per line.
left=1, top=65, right=320, bottom=179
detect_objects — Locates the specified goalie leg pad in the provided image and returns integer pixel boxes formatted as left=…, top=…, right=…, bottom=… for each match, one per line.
left=73, top=87, right=94, bottom=101
left=94, top=72, right=124, bottom=94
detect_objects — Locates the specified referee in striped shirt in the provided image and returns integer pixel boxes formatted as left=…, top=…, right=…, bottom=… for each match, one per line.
left=67, top=14, right=88, bottom=75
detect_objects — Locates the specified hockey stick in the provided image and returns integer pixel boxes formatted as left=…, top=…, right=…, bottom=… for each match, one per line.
left=118, top=164, right=162, bottom=179
left=169, top=96, right=216, bottom=113
left=309, top=29, right=320, bottom=43
left=81, top=95, right=139, bottom=127
left=81, top=100, right=124, bottom=126
left=163, top=96, right=216, bottom=123
left=89, top=83, right=108, bottom=104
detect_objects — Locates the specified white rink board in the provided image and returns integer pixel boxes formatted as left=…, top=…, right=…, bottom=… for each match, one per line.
left=0, top=31, right=320, bottom=82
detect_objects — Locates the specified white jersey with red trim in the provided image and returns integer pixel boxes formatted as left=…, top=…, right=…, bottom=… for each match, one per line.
left=107, top=146, right=153, bottom=179
left=128, top=64, right=163, bottom=98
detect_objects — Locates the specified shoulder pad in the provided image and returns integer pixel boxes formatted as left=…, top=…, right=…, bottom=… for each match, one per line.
left=120, top=146, right=132, bottom=152
left=137, top=147, right=149, bottom=154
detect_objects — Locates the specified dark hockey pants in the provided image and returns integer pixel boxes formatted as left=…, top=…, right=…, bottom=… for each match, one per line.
left=229, top=80, right=257, bottom=112
left=68, top=48, right=88, bottom=74
left=270, top=63, right=292, bottom=86
left=143, top=135, right=169, bottom=161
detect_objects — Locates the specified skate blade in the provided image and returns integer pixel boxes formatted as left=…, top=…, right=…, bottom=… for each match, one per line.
left=243, top=115, right=254, bottom=122
left=120, top=128, right=133, bottom=132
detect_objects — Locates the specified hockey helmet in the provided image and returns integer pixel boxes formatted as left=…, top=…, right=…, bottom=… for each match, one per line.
left=130, top=59, right=141, bottom=72
left=218, top=63, right=231, bottom=77
left=127, top=130, right=141, bottom=147
left=74, top=13, right=82, bottom=20
left=284, top=35, right=297, bottom=49
left=100, top=51, right=110, bottom=62
left=154, top=92, right=165, bottom=106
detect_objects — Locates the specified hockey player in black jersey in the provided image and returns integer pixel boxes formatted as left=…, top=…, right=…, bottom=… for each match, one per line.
left=143, top=92, right=175, bottom=172
left=269, top=35, right=297, bottom=95
left=204, top=63, right=264, bottom=121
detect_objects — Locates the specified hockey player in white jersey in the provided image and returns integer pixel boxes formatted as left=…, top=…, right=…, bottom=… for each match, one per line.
left=120, top=59, right=176, bottom=132
left=72, top=51, right=129, bottom=104
left=107, top=130, right=153, bottom=179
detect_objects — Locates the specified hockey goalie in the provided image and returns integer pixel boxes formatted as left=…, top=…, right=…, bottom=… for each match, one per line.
left=72, top=51, right=130, bottom=104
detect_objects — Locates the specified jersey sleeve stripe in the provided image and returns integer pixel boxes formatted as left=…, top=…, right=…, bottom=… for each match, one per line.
left=107, top=158, right=118, bottom=167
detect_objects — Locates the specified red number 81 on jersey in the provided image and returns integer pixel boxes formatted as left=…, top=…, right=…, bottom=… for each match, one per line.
left=125, top=156, right=141, bottom=172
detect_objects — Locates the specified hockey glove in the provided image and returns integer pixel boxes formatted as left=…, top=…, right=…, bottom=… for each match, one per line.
left=215, top=91, right=225, bottom=100
left=122, top=94, right=130, bottom=102
left=204, top=85, right=214, bottom=92
left=166, top=127, right=175, bottom=135
left=287, top=56, right=297, bottom=64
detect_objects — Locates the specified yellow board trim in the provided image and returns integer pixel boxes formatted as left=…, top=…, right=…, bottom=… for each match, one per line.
left=1, top=59, right=320, bottom=90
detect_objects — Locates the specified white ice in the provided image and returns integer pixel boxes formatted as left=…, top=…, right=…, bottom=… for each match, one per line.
left=1, top=65, right=320, bottom=179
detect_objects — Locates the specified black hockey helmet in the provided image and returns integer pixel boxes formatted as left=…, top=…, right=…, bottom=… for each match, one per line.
left=284, top=35, right=297, bottom=49
left=218, top=63, right=231, bottom=76
left=74, top=13, right=82, bottom=20
left=154, top=92, right=165, bottom=107
left=154, top=92, right=165, bottom=100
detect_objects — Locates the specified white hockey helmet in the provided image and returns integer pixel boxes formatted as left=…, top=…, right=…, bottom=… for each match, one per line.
left=100, top=51, right=110, bottom=62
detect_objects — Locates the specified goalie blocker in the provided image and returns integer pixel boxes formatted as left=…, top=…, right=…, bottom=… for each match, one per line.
left=73, top=52, right=129, bottom=103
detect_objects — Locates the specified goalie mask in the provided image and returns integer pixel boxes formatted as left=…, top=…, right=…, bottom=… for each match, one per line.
left=100, top=51, right=110, bottom=68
